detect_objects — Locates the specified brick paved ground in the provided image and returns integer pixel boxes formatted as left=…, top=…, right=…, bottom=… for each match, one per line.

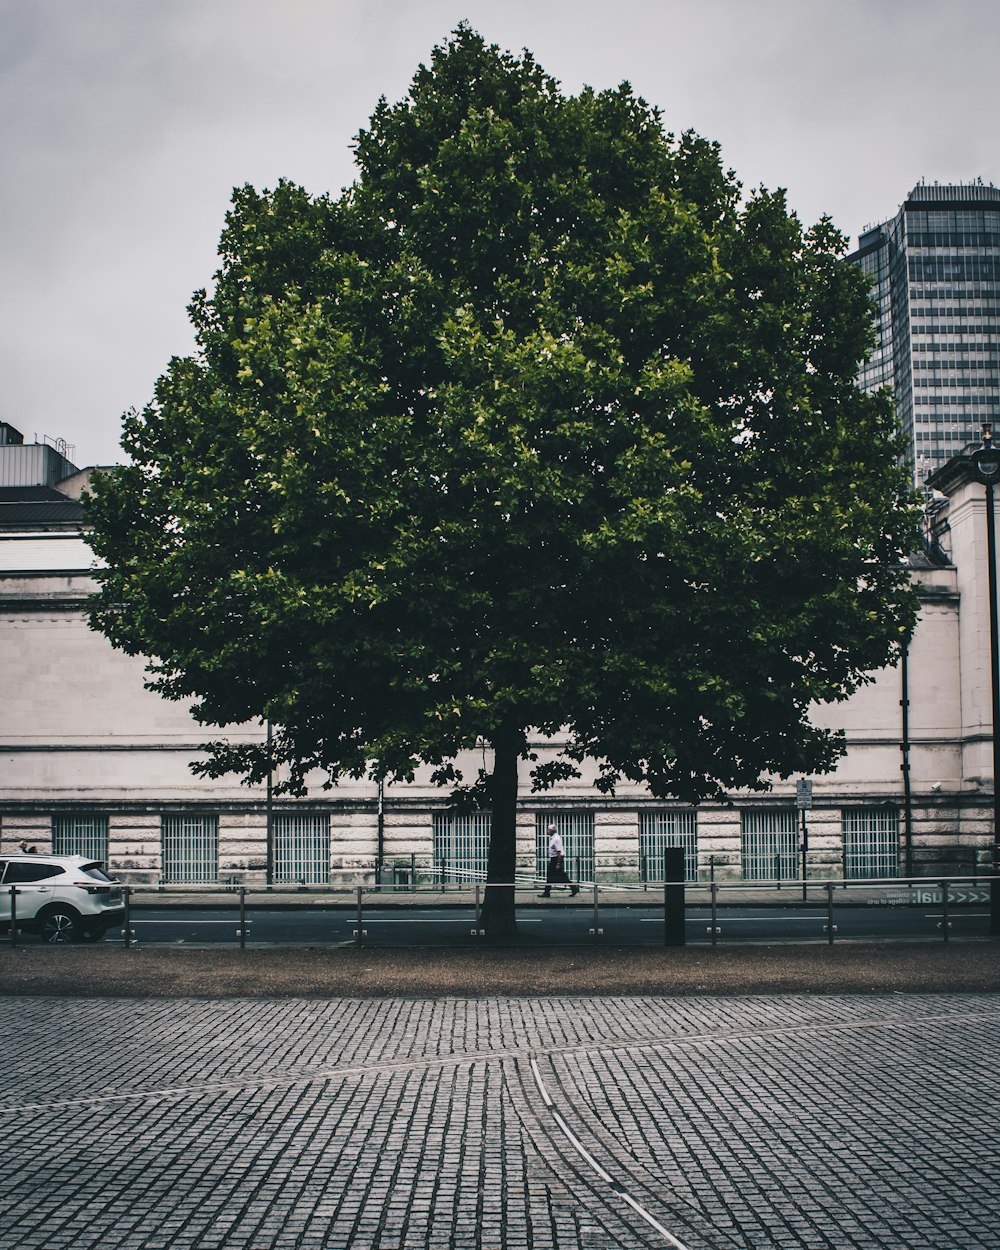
left=2, top=994, right=999, bottom=1249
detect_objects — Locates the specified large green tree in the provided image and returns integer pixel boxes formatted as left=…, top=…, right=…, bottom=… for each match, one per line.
left=88, top=27, right=917, bottom=933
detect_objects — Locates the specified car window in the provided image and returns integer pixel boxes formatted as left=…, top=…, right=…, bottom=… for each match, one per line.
left=4, top=862, right=63, bottom=883
left=0, top=861, right=6, bottom=883
left=81, top=863, right=113, bottom=883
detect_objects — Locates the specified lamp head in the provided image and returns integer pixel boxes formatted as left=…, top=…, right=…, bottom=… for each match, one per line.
left=973, top=424, right=1000, bottom=485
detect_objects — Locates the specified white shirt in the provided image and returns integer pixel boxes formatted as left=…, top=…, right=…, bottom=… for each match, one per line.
left=548, top=831, right=564, bottom=858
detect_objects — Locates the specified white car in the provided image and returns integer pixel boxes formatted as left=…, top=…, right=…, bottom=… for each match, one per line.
left=0, top=854, right=125, bottom=943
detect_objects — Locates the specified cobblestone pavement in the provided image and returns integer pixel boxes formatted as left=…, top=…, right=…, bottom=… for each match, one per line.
left=2, top=994, right=998, bottom=1249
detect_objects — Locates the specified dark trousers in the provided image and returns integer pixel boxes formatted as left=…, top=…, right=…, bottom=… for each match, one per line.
left=544, top=855, right=571, bottom=891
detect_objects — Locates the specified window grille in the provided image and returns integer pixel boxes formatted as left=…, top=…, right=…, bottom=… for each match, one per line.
left=842, top=808, right=899, bottom=880
left=535, top=812, right=594, bottom=885
left=161, top=815, right=219, bottom=884
left=639, top=810, right=698, bottom=882
left=740, top=808, right=798, bottom=881
left=52, top=814, right=108, bottom=863
left=432, top=811, right=491, bottom=882
left=273, top=814, right=330, bottom=885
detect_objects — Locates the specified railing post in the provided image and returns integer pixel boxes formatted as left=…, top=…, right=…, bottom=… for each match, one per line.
left=9, top=886, right=16, bottom=948
left=592, top=881, right=600, bottom=942
left=663, top=846, right=685, bottom=946
left=992, top=866, right=1000, bottom=936
left=775, top=850, right=781, bottom=889
left=239, top=887, right=246, bottom=950
left=474, top=881, right=481, bottom=936
left=356, top=885, right=364, bottom=947
left=941, top=880, right=950, bottom=943
left=710, top=881, right=718, bottom=946
left=826, top=881, right=835, bottom=945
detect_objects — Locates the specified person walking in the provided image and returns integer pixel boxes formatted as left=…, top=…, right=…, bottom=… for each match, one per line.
left=539, top=824, right=579, bottom=897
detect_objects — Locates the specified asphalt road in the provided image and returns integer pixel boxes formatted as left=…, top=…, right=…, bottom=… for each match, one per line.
left=56, top=897, right=995, bottom=947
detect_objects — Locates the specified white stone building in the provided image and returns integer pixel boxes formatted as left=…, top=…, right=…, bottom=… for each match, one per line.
left=0, top=423, right=994, bottom=886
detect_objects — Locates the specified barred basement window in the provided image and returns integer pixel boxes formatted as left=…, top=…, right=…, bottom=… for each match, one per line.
left=161, top=815, right=219, bottom=885
left=273, top=814, right=330, bottom=885
left=741, top=808, right=797, bottom=881
left=842, top=808, right=899, bottom=880
left=535, top=813, right=594, bottom=885
left=432, top=811, right=491, bottom=882
left=52, top=814, right=108, bottom=863
left=639, top=810, right=698, bottom=882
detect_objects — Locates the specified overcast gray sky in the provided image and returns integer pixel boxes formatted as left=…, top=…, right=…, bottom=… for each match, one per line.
left=4, top=0, right=998, bottom=466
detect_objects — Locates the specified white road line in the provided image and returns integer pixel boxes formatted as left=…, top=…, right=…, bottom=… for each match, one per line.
left=364, top=918, right=542, bottom=925
left=639, top=916, right=822, bottom=924
left=529, top=1057, right=694, bottom=1250
left=128, top=920, right=250, bottom=926
left=129, top=918, right=543, bottom=927
left=925, top=912, right=988, bottom=918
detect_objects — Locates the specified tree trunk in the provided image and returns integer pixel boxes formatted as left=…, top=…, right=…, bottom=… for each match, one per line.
left=480, top=732, right=520, bottom=937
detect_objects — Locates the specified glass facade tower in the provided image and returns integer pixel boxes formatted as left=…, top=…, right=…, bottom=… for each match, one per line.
left=848, top=181, right=1000, bottom=483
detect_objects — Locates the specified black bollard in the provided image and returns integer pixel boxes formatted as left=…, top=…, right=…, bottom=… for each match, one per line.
left=663, top=846, right=685, bottom=947
left=992, top=855, right=1000, bottom=936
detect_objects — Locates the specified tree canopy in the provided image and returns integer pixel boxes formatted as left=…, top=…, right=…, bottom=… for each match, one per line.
left=87, top=26, right=918, bottom=929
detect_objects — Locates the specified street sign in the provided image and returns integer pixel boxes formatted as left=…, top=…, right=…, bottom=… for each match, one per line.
left=867, top=888, right=991, bottom=906
left=932, top=888, right=990, bottom=905
left=795, top=779, right=813, bottom=810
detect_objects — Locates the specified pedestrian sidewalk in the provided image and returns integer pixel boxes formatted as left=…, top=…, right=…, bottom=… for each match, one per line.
left=119, top=878, right=993, bottom=909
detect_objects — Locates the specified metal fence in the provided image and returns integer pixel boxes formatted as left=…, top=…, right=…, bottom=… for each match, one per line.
left=843, top=808, right=899, bottom=879
left=273, top=814, right=330, bottom=885
left=161, top=815, right=219, bottom=885
left=639, top=809, right=698, bottom=882
left=432, top=811, right=491, bottom=881
left=14, top=872, right=984, bottom=951
left=51, top=814, right=108, bottom=863
left=741, top=808, right=798, bottom=880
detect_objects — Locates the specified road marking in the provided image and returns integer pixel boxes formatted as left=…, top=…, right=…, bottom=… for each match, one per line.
left=530, top=1057, right=692, bottom=1249
left=640, top=916, right=824, bottom=924
left=129, top=920, right=251, bottom=926
left=363, top=918, right=542, bottom=925
left=925, top=913, right=988, bottom=919
left=128, top=917, right=544, bottom=927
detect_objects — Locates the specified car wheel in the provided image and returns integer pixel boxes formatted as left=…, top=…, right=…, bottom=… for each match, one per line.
left=39, top=907, right=80, bottom=944
left=78, top=928, right=106, bottom=943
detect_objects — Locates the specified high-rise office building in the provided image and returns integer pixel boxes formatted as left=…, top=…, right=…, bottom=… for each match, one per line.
left=848, top=181, right=1000, bottom=482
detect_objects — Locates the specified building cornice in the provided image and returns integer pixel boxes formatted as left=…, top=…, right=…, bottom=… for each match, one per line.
left=926, top=450, right=980, bottom=494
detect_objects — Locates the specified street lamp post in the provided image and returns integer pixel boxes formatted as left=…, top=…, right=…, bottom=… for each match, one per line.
left=971, top=425, right=1000, bottom=936
left=265, top=718, right=274, bottom=888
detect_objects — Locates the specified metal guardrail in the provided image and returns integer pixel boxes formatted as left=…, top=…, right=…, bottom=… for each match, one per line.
left=5, top=875, right=997, bottom=948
